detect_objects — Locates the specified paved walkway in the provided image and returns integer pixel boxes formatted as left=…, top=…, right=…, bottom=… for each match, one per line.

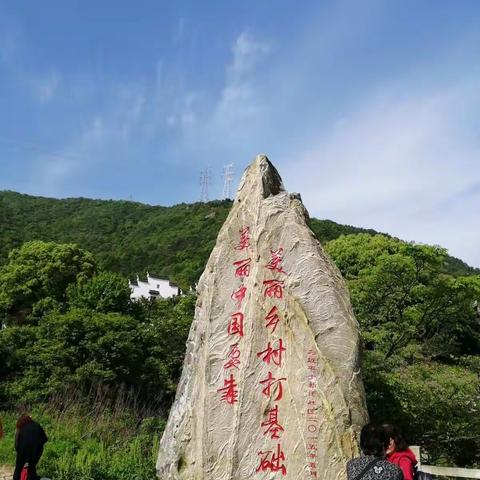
left=0, top=465, right=12, bottom=480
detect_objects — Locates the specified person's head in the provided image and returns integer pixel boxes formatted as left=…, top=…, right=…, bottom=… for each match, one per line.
left=16, top=414, right=33, bottom=431
left=360, top=423, right=388, bottom=457
left=382, top=424, right=409, bottom=454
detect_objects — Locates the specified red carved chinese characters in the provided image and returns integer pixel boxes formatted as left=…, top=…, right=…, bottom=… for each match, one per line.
left=231, top=285, right=247, bottom=310
left=265, top=306, right=281, bottom=332
left=256, top=444, right=287, bottom=476
left=235, top=226, right=250, bottom=251
left=217, top=374, right=238, bottom=404
left=263, top=279, right=284, bottom=298
left=266, top=248, right=287, bottom=274
left=220, top=227, right=251, bottom=406
left=224, top=344, right=241, bottom=370
left=233, top=258, right=251, bottom=278
left=260, top=371, right=287, bottom=401
left=257, top=339, right=286, bottom=367
left=228, top=312, right=244, bottom=337
left=261, top=405, right=284, bottom=439
left=255, top=246, right=290, bottom=474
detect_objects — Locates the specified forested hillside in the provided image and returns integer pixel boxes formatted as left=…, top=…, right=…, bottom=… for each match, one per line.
left=1, top=190, right=479, bottom=476
left=0, top=191, right=477, bottom=289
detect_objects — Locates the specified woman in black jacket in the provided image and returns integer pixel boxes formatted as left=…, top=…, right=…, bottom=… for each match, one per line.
left=13, top=415, right=48, bottom=480
left=347, top=423, right=403, bottom=480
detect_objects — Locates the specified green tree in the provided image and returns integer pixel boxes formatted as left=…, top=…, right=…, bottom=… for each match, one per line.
left=6, top=309, right=145, bottom=403
left=326, top=235, right=480, bottom=360
left=0, top=294, right=195, bottom=408
left=67, top=271, right=131, bottom=314
left=0, top=241, right=96, bottom=325
left=327, top=234, right=480, bottom=465
left=325, top=233, right=403, bottom=278
left=0, top=324, right=37, bottom=407
left=138, top=294, right=195, bottom=406
left=364, top=357, right=480, bottom=466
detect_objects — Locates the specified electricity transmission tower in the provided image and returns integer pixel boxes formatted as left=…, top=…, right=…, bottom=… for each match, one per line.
left=222, top=163, right=234, bottom=199
left=200, top=168, right=211, bottom=202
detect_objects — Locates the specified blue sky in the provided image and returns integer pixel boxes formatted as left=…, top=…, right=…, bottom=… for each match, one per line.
left=1, top=0, right=479, bottom=266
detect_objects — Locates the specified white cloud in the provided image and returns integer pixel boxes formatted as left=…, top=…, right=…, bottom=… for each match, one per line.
left=229, top=31, right=270, bottom=77
left=282, top=81, right=480, bottom=266
left=154, top=30, right=272, bottom=155
left=203, top=31, right=271, bottom=143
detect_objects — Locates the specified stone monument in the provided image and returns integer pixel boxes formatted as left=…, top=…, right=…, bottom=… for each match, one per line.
left=157, top=155, right=368, bottom=479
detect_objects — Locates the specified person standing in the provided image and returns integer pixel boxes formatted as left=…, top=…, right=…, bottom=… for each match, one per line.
left=347, top=423, right=403, bottom=480
left=383, top=424, right=417, bottom=480
left=13, top=415, right=48, bottom=480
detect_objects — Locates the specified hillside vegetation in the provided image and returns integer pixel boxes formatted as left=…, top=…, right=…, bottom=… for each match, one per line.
left=0, top=190, right=479, bottom=477
left=0, top=191, right=477, bottom=288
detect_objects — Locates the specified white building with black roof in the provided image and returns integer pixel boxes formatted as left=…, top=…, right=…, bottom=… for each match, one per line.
left=129, top=272, right=181, bottom=300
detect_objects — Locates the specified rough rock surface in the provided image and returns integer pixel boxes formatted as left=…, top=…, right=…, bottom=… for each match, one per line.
left=157, top=155, right=368, bottom=480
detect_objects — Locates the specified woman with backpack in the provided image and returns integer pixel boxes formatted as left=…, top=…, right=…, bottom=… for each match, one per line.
left=347, top=423, right=403, bottom=480
left=383, top=424, right=418, bottom=480
left=13, top=415, right=48, bottom=480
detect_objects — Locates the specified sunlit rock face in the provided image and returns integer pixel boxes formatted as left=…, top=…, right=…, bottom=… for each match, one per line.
left=157, top=155, right=368, bottom=480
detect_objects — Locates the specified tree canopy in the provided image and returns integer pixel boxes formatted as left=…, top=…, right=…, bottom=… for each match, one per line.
left=0, top=240, right=97, bottom=325
left=326, top=234, right=480, bottom=465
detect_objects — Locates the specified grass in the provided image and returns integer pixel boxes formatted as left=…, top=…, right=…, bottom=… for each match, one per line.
left=0, top=394, right=165, bottom=480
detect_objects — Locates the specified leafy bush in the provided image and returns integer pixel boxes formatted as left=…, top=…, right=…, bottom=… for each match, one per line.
left=67, top=271, right=132, bottom=314
left=364, top=356, right=480, bottom=466
left=0, top=297, right=195, bottom=409
left=327, top=234, right=480, bottom=466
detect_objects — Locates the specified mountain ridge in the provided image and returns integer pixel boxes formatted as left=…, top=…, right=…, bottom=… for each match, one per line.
left=1, top=190, right=477, bottom=288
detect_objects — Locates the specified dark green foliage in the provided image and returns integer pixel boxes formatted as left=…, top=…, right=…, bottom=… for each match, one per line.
left=2, top=191, right=476, bottom=292
left=9, top=310, right=146, bottom=403
left=327, top=234, right=480, bottom=465
left=67, top=271, right=132, bottom=314
left=1, top=190, right=480, bottom=471
left=364, top=355, right=480, bottom=466
left=136, top=295, right=195, bottom=403
left=308, top=217, right=380, bottom=244
left=443, top=254, right=480, bottom=276
left=326, top=234, right=480, bottom=359
left=0, top=191, right=233, bottom=289
left=0, top=240, right=97, bottom=325
left=0, top=295, right=195, bottom=410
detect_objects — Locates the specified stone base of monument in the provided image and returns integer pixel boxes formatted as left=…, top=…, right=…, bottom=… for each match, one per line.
left=157, top=155, right=368, bottom=479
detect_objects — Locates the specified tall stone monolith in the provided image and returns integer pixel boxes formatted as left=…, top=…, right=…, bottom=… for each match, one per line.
left=157, top=155, right=368, bottom=480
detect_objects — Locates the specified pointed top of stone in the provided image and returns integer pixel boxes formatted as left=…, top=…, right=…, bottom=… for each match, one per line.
left=236, top=154, right=285, bottom=201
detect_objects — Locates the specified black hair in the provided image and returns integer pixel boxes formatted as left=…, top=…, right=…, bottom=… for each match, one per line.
left=382, top=424, right=409, bottom=452
left=360, top=423, right=388, bottom=457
